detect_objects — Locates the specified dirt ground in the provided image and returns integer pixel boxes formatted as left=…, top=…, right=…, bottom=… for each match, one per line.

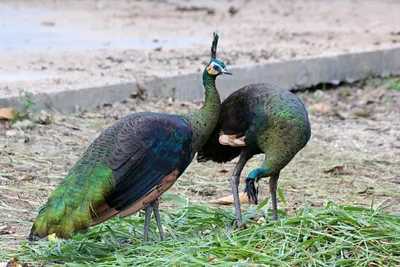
left=0, top=78, right=399, bottom=249
left=1, top=0, right=400, bottom=97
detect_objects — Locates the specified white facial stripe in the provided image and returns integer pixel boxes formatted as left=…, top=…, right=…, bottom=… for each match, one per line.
left=210, top=62, right=222, bottom=72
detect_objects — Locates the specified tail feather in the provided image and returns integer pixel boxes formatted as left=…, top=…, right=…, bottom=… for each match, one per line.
left=29, top=166, right=114, bottom=240
left=90, top=204, right=119, bottom=227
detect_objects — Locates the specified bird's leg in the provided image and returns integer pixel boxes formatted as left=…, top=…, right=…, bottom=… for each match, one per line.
left=142, top=204, right=154, bottom=242
left=269, top=172, right=280, bottom=221
left=151, top=199, right=166, bottom=241
left=230, top=152, right=250, bottom=226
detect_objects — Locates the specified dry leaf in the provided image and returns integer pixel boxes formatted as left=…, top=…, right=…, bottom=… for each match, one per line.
left=218, top=169, right=229, bottom=173
left=323, top=166, right=349, bottom=175
left=4, top=257, right=24, bottom=267
left=22, top=175, right=36, bottom=181
left=0, top=108, right=18, bottom=120
left=209, top=192, right=254, bottom=205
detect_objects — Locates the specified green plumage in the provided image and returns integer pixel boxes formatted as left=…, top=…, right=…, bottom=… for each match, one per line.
left=32, top=123, right=120, bottom=238
left=183, top=67, right=222, bottom=150
left=29, top=33, right=232, bottom=240
left=198, top=83, right=311, bottom=223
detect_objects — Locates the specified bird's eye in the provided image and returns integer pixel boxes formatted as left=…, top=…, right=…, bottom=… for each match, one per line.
left=214, top=65, right=221, bottom=71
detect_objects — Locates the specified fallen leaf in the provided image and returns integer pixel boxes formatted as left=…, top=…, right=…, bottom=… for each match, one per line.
left=79, top=136, right=88, bottom=141
left=0, top=108, right=18, bottom=120
left=218, top=169, right=229, bottom=174
left=323, top=166, right=350, bottom=175
left=22, top=175, right=36, bottom=181
left=3, top=257, right=24, bottom=267
left=308, top=103, right=332, bottom=114
left=209, top=192, right=254, bottom=205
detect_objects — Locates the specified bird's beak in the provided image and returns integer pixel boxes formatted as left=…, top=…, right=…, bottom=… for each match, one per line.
left=222, top=68, right=233, bottom=75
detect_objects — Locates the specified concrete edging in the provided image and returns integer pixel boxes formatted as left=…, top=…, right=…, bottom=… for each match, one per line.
left=1, top=46, right=400, bottom=113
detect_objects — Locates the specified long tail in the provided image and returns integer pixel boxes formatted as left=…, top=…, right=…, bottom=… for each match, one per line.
left=29, top=166, right=114, bottom=240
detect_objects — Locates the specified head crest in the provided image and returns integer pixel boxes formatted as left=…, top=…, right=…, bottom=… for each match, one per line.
left=211, top=32, right=218, bottom=59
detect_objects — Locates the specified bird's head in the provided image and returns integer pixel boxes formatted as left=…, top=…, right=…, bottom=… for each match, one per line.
left=206, top=59, right=232, bottom=76
left=205, top=33, right=232, bottom=77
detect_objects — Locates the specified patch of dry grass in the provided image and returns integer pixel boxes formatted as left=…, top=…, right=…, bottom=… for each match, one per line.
left=0, top=78, right=399, bottom=252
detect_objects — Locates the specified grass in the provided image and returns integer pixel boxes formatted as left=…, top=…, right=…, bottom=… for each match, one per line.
left=373, top=77, right=400, bottom=91
left=1, top=194, right=399, bottom=267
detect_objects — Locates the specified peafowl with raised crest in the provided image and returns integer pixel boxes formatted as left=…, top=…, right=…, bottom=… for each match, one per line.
left=29, top=33, right=232, bottom=242
left=198, top=83, right=311, bottom=224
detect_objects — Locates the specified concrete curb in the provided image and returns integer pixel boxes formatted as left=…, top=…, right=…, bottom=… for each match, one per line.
left=1, top=46, right=400, bottom=113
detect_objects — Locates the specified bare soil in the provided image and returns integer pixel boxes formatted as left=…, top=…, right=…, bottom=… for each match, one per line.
left=1, top=0, right=400, bottom=96
left=0, top=78, right=399, bottom=249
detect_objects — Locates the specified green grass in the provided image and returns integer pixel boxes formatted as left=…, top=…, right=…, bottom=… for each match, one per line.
left=1, top=195, right=399, bottom=266
left=374, top=77, right=400, bottom=91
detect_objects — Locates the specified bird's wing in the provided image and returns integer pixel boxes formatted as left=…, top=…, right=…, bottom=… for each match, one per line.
left=105, top=113, right=194, bottom=211
left=197, top=86, right=259, bottom=163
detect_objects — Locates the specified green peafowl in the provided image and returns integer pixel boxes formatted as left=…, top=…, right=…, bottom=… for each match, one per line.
left=28, top=33, right=232, bottom=242
left=198, top=83, right=311, bottom=224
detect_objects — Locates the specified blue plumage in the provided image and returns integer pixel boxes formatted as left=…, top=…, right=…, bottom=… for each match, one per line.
left=106, top=112, right=194, bottom=211
left=28, top=33, right=231, bottom=241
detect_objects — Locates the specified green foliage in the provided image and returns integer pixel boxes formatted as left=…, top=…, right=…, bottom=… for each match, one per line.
left=340, top=89, right=350, bottom=97
left=3, top=194, right=399, bottom=266
left=13, top=90, right=36, bottom=121
left=388, top=78, right=400, bottom=91
left=374, top=77, right=400, bottom=91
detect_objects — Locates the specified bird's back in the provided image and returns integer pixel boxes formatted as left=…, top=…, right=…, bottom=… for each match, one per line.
left=198, top=83, right=311, bottom=164
left=30, top=112, right=195, bottom=239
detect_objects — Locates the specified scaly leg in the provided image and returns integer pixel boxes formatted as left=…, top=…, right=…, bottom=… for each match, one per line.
left=142, top=204, right=153, bottom=242
left=152, top=199, right=166, bottom=241
left=230, top=152, right=251, bottom=226
left=269, top=172, right=280, bottom=220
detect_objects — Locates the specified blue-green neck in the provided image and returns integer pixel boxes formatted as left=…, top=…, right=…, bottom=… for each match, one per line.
left=183, top=69, right=221, bottom=151
left=201, top=70, right=220, bottom=113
